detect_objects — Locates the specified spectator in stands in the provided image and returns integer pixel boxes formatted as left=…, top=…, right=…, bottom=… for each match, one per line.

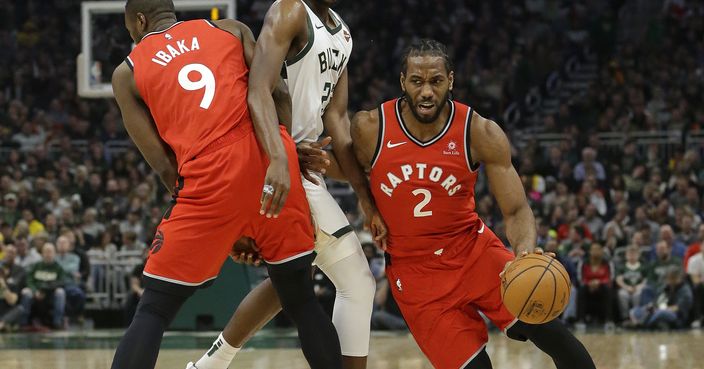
left=561, top=226, right=591, bottom=265
left=80, top=208, right=105, bottom=245
left=577, top=242, right=615, bottom=329
left=582, top=203, right=605, bottom=239
left=632, top=206, right=659, bottom=242
left=643, top=240, right=683, bottom=305
left=615, top=245, right=647, bottom=323
left=1, top=192, right=20, bottom=226
left=668, top=176, right=691, bottom=210
left=55, top=235, right=85, bottom=322
left=574, top=147, right=606, bottom=183
left=676, top=212, right=697, bottom=246
left=119, top=210, right=144, bottom=243
left=120, top=231, right=146, bottom=252
left=631, top=266, right=693, bottom=330
left=650, top=224, right=687, bottom=261
left=20, top=242, right=66, bottom=329
left=14, top=236, right=39, bottom=268
left=684, top=224, right=704, bottom=271
left=0, top=245, right=25, bottom=331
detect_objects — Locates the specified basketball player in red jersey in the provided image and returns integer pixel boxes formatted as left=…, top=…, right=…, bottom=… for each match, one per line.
left=110, top=1, right=341, bottom=369
left=346, top=39, right=596, bottom=369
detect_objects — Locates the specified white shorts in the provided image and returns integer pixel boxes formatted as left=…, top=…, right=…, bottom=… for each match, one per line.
left=302, top=173, right=358, bottom=269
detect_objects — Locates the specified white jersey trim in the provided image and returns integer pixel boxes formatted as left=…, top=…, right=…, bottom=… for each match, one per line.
left=266, top=250, right=315, bottom=265
left=142, top=271, right=217, bottom=286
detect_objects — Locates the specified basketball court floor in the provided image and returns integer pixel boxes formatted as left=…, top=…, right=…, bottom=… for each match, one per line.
left=1, top=329, right=702, bottom=369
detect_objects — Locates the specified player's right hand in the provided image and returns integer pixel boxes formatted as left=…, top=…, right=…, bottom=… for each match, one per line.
left=261, top=157, right=290, bottom=218
left=297, top=136, right=332, bottom=185
left=368, top=209, right=388, bottom=251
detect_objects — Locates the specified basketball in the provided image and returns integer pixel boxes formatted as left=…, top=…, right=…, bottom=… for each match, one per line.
left=500, top=254, right=571, bottom=324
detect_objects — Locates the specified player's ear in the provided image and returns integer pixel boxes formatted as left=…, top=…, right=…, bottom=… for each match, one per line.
left=137, top=12, right=148, bottom=33
left=448, top=71, right=455, bottom=91
left=400, top=72, right=406, bottom=94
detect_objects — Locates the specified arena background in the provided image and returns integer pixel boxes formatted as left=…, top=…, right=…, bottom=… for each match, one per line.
left=0, top=0, right=703, bottom=368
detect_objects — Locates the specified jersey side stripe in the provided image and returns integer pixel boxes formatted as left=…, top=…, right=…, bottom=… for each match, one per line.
left=371, top=105, right=385, bottom=169
left=125, top=56, right=135, bottom=71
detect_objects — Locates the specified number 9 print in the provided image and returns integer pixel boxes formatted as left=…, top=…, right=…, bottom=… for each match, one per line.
left=178, top=63, right=216, bottom=109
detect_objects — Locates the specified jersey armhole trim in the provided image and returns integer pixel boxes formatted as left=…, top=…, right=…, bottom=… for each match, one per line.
left=370, top=105, right=385, bottom=169
left=125, top=56, right=134, bottom=71
left=464, top=107, right=481, bottom=172
left=286, top=11, right=315, bottom=66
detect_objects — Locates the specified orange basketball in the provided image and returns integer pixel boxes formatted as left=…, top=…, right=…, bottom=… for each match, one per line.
left=500, top=254, right=571, bottom=324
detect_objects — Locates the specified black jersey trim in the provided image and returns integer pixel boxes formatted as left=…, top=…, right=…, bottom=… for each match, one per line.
left=331, top=225, right=353, bottom=238
left=395, top=98, right=455, bottom=147
left=464, top=107, right=480, bottom=172
left=141, top=21, right=184, bottom=41
left=324, top=9, right=343, bottom=34
left=125, top=56, right=134, bottom=71
left=286, top=10, right=315, bottom=66
left=370, top=105, right=385, bottom=169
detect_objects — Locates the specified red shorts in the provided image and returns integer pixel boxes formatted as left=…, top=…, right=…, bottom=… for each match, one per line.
left=143, top=124, right=314, bottom=289
left=385, top=223, right=517, bottom=369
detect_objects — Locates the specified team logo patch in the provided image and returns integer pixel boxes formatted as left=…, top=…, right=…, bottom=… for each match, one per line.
left=396, top=278, right=402, bottom=291
left=165, top=33, right=173, bottom=40
left=343, top=29, right=351, bottom=42
left=443, top=140, right=460, bottom=156
left=150, top=230, right=164, bottom=254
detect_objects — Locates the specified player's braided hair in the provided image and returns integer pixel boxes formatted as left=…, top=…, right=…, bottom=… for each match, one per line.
left=125, top=0, right=175, bottom=18
left=400, top=39, right=453, bottom=74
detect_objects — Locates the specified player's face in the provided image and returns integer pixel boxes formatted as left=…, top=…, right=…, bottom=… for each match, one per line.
left=401, top=56, right=454, bottom=124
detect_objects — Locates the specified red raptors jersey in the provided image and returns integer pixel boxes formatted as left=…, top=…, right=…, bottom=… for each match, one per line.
left=126, top=20, right=251, bottom=169
left=370, top=98, right=481, bottom=258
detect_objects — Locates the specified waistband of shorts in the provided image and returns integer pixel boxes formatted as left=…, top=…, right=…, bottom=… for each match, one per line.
left=197, top=122, right=254, bottom=157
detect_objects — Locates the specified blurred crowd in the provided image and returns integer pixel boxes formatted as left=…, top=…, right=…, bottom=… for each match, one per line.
left=0, top=0, right=703, bottom=332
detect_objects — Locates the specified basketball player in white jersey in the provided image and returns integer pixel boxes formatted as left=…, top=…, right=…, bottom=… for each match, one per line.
left=186, top=1, right=384, bottom=369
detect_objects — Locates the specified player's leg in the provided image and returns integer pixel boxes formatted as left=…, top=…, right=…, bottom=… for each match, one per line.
left=316, top=232, right=375, bottom=369
left=506, top=320, right=595, bottom=369
left=386, top=260, right=489, bottom=369
left=307, top=177, right=375, bottom=369
left=111, top=287, right=192, bottom=369
left=267, top=253, right=342, bottom=369
left=189, top=278, right=281, bottom=369
left=460, top=348, right=492, bottom=369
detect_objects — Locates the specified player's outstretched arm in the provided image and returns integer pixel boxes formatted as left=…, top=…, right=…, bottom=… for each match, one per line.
left=112, top=62, right=178, bottom=195
left=213, top=19, right=293, bottom=133
left=471, top=112, right=536, bottom=255
left=350, top=109, right=387, bottom=249
left=247, top=0, right=306, bottom=217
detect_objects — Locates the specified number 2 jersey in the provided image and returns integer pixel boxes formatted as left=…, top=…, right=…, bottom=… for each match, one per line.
left=125, top=20, right=250, bottom=169
left=369, top=98, right=481, bottom=258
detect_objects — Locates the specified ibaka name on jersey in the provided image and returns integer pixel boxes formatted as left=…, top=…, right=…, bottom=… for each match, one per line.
left=151, top=37, right=201, bottom=67
left=379, top=163, right=462, bottom=198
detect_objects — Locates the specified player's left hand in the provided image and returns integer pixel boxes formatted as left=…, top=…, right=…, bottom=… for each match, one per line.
left=367, top=209, right=388, bottom=251
left=297, top=136, right=332, bottom=185
left=230, top=237, right=263, bottom=267
left=499, top=248, right=556, bottom=279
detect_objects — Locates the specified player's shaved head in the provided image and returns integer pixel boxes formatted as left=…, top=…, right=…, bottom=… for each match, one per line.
left=125, top=0, right=175, bottom=19
left=123, top=0, right=176, bottom=44
left=401, top=39, right=453, bottom=75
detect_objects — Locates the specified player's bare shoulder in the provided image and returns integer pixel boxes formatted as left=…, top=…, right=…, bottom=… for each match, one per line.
left=469, top=111, right=511, bottom=165
left=351, top=109, right=380, bottom=171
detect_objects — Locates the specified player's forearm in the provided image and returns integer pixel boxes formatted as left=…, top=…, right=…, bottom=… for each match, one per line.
left=248, top=88, right=287, bottom=161
left=272, top=78, right=293, bottom=134
left=323, top=151, right=347, bottom=182
left=504, top=203, right=537, bottom=254
left=332, top=139, right=376, bottom=214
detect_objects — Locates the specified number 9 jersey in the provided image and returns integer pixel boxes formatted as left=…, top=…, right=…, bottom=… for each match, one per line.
left=369, top=98, right=482, bottom=258
left=126, top=20, right=251, bottom=170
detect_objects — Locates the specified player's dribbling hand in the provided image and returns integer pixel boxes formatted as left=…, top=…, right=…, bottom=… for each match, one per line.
left=297, top=136, right=332, bottom=186
left=261, top=158, right=290, bottom=218
left=499, top=247, right=556, bottom=279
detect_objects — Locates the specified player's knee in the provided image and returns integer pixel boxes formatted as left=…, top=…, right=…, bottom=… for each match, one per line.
left=136, top=288, right=187, bottom=325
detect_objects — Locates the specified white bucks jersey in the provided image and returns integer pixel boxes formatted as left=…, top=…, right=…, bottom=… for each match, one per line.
left=285, top=1, right=353, bottom=143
